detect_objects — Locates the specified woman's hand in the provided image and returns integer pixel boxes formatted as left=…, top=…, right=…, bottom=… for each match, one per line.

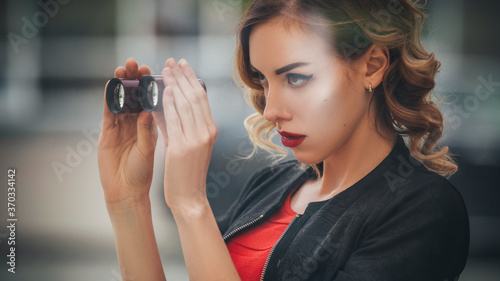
left=152, top=58, right=217, bottom=214
left=97, top=59, right=166, bottom=280
left=153, top=58, right=240, bottom=281
left=98, top=58, right=159, bottom=207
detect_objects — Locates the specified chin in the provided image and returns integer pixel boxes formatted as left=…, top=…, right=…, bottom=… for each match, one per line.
left=292, top=151, right=324, bottom=165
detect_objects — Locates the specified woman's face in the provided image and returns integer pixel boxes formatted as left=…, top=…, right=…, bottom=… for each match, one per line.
left=249, top=18, right=373, bottom=164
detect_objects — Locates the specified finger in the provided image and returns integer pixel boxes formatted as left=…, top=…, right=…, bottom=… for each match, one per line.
left=162, top=85, right=185, bottom=145
left=178, top=59, right=206, bottom=94
left=125, top=58, right=139, bottom=79
left=170, top=59, right=209, bottom=135
left=151, top=118, right=159, bottom=144
left=165, top=57, right=175, bottom=68
left=152, top=110, right=167, bottom=142
left=178, top=59, right=213, bottom=129
left=138, top=65, right=151, bottom=78
left=102, top=80, right=116, bottom=131
left=167, top=59, right=193, bottom=96
left=162, top=63, right=198, bottom=139
left=114, top=66, right=127, bottom=79
left=136, top=111, right=157, bottom=156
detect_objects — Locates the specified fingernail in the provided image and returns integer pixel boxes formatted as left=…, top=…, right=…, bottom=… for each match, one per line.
left=179, top=59, right=188, bottom=69
left=166, top=58, right=175, bottom=67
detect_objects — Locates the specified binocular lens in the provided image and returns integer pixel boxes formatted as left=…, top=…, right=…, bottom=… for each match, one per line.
left=105, top=75, right=206, bottom=114
left=147, top=81, right=159, bottom=107
left=114, top=83, right=125, bottom=110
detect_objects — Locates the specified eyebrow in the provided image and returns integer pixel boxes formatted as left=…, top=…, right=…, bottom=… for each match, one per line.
left=250, top=62, right=310, bottom=76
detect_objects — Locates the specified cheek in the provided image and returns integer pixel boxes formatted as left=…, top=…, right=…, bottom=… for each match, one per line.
left=302, top=84, right=367, bottom=152
left=299, top=78, right=350, bottom=130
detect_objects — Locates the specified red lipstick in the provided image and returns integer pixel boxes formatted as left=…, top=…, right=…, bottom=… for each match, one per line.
left=278, top=130, right=306, bottom=148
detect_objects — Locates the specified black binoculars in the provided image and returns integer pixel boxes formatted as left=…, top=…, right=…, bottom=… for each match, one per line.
left=106, top=75, right=207, bottom=114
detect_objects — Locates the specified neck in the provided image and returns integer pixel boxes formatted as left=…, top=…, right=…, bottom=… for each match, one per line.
left=317, top=117, right=397, bottom=198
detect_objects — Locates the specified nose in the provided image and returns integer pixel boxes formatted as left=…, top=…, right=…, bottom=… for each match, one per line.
left=263, top=85, right=292, bottom=123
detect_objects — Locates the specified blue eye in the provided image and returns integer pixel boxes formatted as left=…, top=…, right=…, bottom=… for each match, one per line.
left=258, top=73, right=268, bottom=85
left=287, top=74, right=313, bottom=88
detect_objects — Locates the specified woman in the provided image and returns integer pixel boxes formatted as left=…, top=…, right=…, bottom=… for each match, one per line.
left=98, top=0, right=469, bottom=280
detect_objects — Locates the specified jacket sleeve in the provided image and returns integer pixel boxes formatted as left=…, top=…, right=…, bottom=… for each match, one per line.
left=333, top=179, right=470, bottom=281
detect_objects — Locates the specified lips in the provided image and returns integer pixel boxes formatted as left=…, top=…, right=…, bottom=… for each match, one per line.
left=277, top=130, right=306, bottom=148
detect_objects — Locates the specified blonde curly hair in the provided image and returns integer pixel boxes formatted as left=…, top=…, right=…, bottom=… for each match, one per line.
left=233, top=0, right=457, bottom=179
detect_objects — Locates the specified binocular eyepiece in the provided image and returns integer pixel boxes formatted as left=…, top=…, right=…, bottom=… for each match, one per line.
left=105, top=75, right=207, bottom=114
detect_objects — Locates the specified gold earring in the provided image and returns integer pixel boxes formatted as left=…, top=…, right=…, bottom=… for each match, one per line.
left=368, top=83, right=373, bottom=93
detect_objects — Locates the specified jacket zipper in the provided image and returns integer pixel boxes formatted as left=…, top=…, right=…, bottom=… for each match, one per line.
left=223, top=214, right=265, bottom=241
left=260, top=214, right=300, bottom=281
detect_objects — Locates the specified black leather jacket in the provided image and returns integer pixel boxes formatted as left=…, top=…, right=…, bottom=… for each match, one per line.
left=216, top=137, right=469, bottom=281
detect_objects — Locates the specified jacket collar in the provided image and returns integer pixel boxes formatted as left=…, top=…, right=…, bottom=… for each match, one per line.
left=227, top=135, right=414, bottom=232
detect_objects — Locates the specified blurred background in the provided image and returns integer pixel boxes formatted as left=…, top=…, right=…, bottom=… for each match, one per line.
left=0, top=0, right=499, bottom=280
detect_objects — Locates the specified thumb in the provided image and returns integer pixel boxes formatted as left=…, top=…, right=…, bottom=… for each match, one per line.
left=137, top=111, right=157, bottom=156
left=152, top=110, right=168, bottom=146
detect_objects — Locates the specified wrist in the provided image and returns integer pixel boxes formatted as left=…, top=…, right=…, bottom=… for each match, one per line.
left=106, top=196, right=152, bottom=223
left=105, top=192, right=150, bottom=210
left=169, top=198, right=212, bottom=225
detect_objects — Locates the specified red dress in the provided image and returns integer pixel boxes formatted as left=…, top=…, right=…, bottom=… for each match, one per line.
left=226, top=187, right=298, bottom=280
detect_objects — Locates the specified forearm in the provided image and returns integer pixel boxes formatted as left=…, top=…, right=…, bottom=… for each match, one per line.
left=171, top=200, right=241, bottom=281
left=106, top=198, right=166, bottom=281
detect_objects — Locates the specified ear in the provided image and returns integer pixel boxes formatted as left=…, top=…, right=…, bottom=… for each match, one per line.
left=360, top=44, right=390, bottom=90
